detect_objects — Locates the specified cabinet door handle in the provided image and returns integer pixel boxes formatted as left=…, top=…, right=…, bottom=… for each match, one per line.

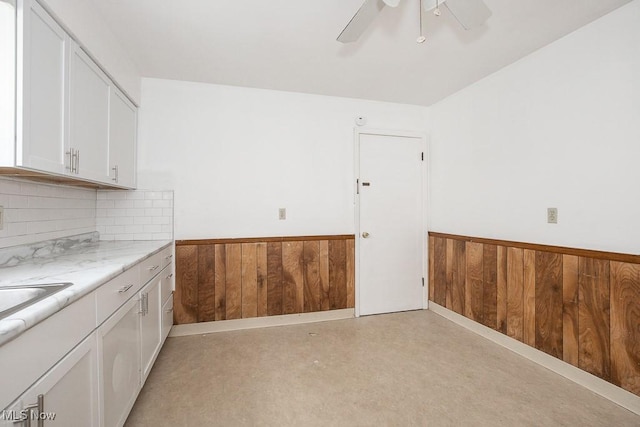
left=111, top=165, right=119, bottom=182
left=118, top=284, right=133, bottom=293
left=76, top=150, right=80, bottom=174
left=166, top=273, right=173, bottom=280
left=24, top=394, right=44, bottom=427
left=65, top=149, right=73, bottom=171
left=148, top=265, right=159, bottom=272
left=140, top=292, right=149, bottom=316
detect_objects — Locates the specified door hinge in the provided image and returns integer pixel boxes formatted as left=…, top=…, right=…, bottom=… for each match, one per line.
left=421, top=152, right=424, bottom=161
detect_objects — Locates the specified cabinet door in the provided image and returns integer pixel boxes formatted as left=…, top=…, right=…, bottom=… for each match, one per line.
left=3, top=333, right=99, bottom=427
left=161, top=295, right=173, bottom=343
left=108, top=87, right=137, bottom=188
left=69, top=42, right=110, bottom=183
left=17, top=0, right=69, bottom=174
left=98, top=297, right=141, bottom=427
left=140, top=278, right=162, bottom=384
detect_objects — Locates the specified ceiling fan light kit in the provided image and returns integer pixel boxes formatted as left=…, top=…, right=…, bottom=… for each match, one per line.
left=337, top=0, right=492, bottom=44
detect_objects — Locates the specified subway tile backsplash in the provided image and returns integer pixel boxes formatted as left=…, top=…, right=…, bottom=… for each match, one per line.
left=96, top=190, right=173, bottom=241
left=0, top=177, right=174, bottom=248
left=0, top=177, right=97, bottom=249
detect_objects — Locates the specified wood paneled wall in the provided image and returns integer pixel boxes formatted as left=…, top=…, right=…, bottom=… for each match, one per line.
left=429, top=232, right=640, bottom=397
left=175, top=235, right=355, bottom=325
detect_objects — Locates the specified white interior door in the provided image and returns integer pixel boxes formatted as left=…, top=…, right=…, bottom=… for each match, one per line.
left=357, top=130, right=425, bottom=316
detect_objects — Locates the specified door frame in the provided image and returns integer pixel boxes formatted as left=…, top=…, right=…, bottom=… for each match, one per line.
left=353, top=128, right=429, bottom=317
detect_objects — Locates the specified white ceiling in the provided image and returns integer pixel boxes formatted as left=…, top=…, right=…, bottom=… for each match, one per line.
left=89, top=0, right=631, bottom=106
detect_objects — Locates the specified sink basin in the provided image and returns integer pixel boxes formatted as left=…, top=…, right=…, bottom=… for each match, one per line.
left=0, top=283, right=72, bottom=319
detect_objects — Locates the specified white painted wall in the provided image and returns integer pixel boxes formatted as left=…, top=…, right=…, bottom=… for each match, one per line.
left=138, top=79, right=428, bottom=240
left=429, top=0, right=640, bottom=254
left=41, top=0, right=141, bottom=103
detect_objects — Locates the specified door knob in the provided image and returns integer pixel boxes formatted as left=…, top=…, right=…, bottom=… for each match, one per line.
left=362, top=232, right=370, bottom=238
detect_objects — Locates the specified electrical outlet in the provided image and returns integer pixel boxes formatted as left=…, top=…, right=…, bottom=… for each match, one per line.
left=278, top=208, right=286, bottom=220
left=0, top=206, right=3, bottom=230
left=547, top=208, right=558, bottom=224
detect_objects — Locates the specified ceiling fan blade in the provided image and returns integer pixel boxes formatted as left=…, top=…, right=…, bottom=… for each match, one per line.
left=444, top=0, right=492, bottom=30
left=337, top=0, right=387, bottom=44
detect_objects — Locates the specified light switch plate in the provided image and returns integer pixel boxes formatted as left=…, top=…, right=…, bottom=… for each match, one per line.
left=547, top=207, right=558, bottom=224
left=278, top=208, right=286, bottom=220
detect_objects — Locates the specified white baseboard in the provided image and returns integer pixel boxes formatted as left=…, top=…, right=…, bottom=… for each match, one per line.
left=428, top=302, right=640, bottom=415
left=169, top=309, right=355, bottom=337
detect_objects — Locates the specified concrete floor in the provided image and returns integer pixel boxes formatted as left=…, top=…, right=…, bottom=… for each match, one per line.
left=125, top=310, right=640, bottom=426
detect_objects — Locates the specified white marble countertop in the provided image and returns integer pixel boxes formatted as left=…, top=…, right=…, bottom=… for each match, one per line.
left=0, top=233, right=171, bottom=346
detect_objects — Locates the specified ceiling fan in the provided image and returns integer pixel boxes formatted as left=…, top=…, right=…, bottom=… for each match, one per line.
left=337, top=0, right=492, bottom=43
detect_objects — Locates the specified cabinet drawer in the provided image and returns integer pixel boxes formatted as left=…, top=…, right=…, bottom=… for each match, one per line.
left=160, top=265, right=174, bottom=306
left=161, top=297, right=173, bottom=342
left=161, top=245, right=173, bottom=270
left=140, top=251, right=163, bottom=285
left=96, top=265, right=140, bottom=326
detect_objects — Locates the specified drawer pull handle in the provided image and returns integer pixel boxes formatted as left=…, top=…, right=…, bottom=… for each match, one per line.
left=24, top=394, right=44, bottom=427
left=148, top=265, right=159, bottom=271
left=118, top=284, right=133, bottom=293
left=165, top=307, right=173, bottom=313
left=165, top=254, right=173, bottom=260
left=166, top=273, right=174, bottom=280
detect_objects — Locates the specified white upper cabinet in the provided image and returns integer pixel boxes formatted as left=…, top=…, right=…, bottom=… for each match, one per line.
left=16, top=0, right=69, bottom=174
left=108, top=87, right=137, bottom=188
left=69, top=42, right=111, bottom=183
left=1, top=0, right=137, bottom=188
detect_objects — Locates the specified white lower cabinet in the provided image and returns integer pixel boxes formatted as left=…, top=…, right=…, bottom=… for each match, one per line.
left=98, top=296, right=141, bottom=427
left=3, top=333, right=99, bottom=427
left=98, top=247, right=174, bottom=427
left=140, top=276, right=162, bottom=384
left=161, top=294, right=174, bottom=343
left=1, top=245, right=174, bottom=427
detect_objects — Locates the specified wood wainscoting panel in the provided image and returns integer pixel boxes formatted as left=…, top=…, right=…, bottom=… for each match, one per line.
left=282, top=241, right=305, bottom=315
left=428, top=236, right=435, bottom=302
left=433, top=237, right=447, bottom=306
left=610, top=262, right=640, bottom=395
left=482, top=244, right=498, bottom=330
left=534, top=251, right=563, bottom=358
left=214, top=244, right=227, bottom=321
left=267, top=242, right=283, bottom=316
left=175, top=235, right=355, bottom=325
left=329, top=240, right=348, bottom=310
left=446, top=239, right=466, bottom=315
left=346, top=239, right=355, bottom=309
left=465, top=242, right=483, bottom=322
left=256, top=243, right=268, bottom=317
left=241, top=243, right=258, bottom=318
left=506, top=247, right=524, bottom=342
left=578, top=257, right=611, bottom=380
left=523, top=249, right=536, bottom=347
left=197, top=245, right=215, bottom=322
left=319, top=241, right=330, bottom=311
left=175, top=245, right=198, bottom=324
left=496, top=246, right=508, bottom=334
left=562, top=255, right=580, bottom=365
left=428, top=231, right=640, bottom=398
left=225, top=244, right=242, bottom=320
left=303, top=241, right=321, bottom=313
